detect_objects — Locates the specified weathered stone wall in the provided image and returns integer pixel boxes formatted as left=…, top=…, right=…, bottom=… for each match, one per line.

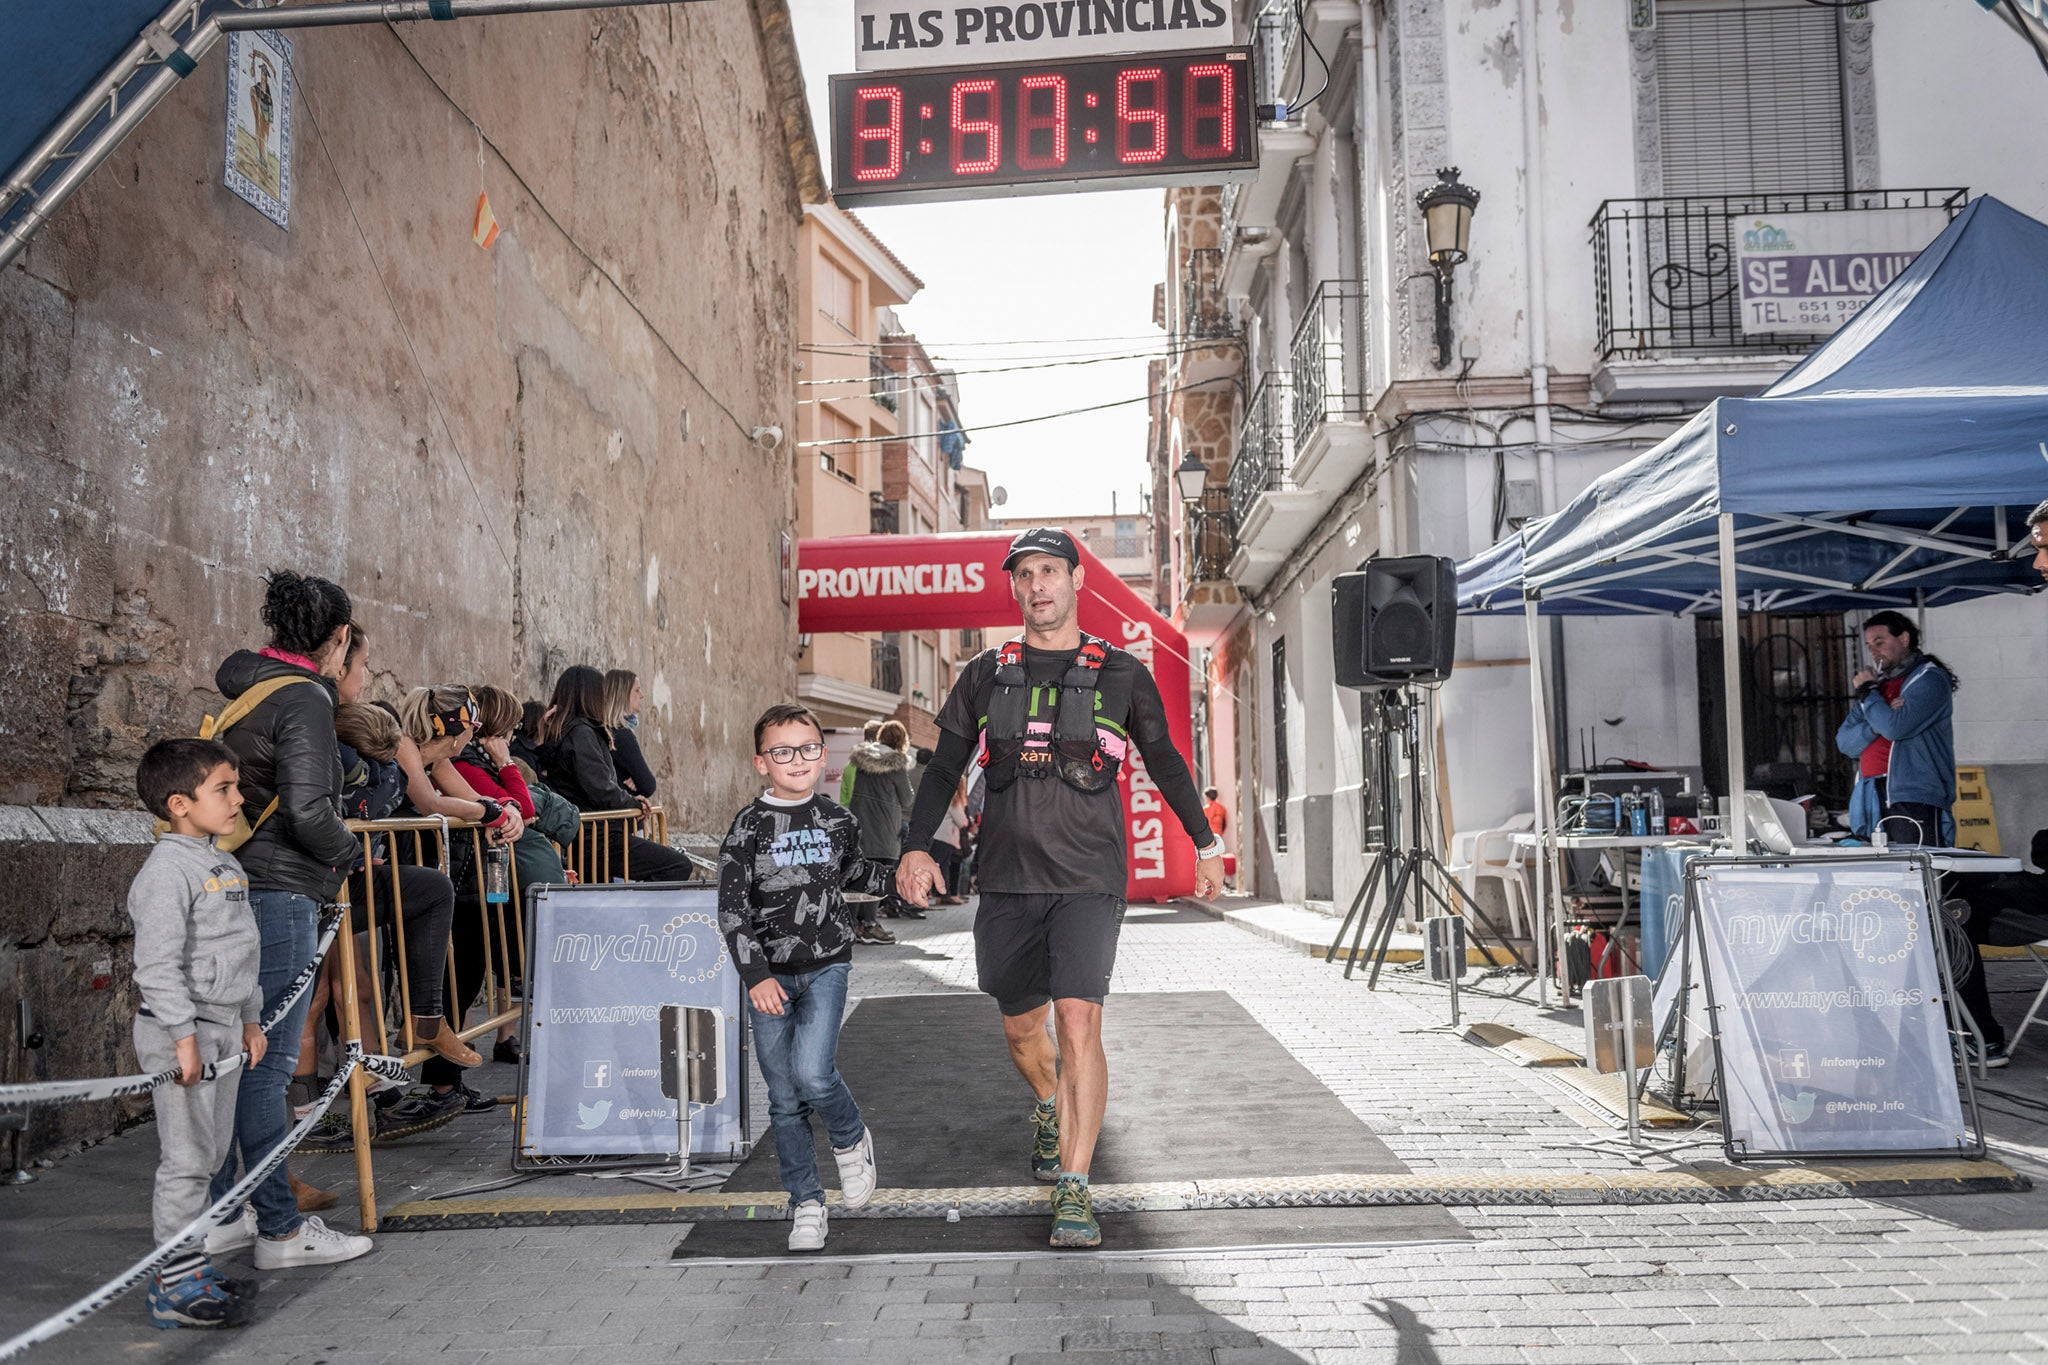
left=0, top=9, right=810, bottom=1154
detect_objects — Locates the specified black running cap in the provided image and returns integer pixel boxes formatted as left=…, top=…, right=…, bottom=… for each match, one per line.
left=1003, top=528, right=1079, bottom=571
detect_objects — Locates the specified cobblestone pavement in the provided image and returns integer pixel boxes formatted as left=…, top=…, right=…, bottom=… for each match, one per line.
left=5, top=896, right=2047, bottom=1363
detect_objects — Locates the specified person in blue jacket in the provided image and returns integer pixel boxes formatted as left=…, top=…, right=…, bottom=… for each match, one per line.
left=1835, top=610, right=1958, bottom=846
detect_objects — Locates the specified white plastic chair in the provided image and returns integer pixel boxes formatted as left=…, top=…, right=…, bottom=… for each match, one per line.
left=1458, top=815, right=1536, bottom=940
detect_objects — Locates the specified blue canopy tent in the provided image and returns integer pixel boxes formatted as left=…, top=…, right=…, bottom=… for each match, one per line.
left=1455, top=196, right=2048, bottom=990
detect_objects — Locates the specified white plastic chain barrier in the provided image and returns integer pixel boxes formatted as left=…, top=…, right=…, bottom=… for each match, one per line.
left=0, top=913, right=343, bottom=1110
left=0, top=1041, right=411, bottom=1360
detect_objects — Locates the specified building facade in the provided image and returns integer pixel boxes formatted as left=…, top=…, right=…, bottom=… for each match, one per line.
left=795, top=208, right=991, bottom=747
left=1157, top=0, right=2048, bottom=905
left=0, top=3, right=820, bottom=1151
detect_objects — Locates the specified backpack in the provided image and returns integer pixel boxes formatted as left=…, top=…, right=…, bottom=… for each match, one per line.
left=155, top=674, right=321, bottom=851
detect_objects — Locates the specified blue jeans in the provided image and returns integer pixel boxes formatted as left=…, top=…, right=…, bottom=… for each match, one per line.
left=749, top=962, right=864, bottom=1207
left=208, top=889, right=318, bottom=1238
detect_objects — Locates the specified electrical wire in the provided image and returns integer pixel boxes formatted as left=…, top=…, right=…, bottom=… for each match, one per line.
left=796, top=342, right=1243, bottom=386
left=795, top=376, right=1232, bottom=449
left=1289, top=0, right=1333, bottom=113
left=385, top=27, right=757, bottom=444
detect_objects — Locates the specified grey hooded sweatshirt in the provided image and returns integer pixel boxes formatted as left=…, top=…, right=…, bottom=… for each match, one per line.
left=126, top=834, right=264, bottom=1040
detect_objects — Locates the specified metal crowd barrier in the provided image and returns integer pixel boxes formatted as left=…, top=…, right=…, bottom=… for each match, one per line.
left=334, top=805, right=669, bottom=1227
left=565, top=805, right=668, bottom=884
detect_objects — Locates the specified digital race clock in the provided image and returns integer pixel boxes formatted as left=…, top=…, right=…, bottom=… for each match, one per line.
left=829, top=48, right=1257, bottom=205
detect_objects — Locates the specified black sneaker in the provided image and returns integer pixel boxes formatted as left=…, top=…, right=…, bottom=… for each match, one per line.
left=452, top=1082, right=500, bottom=1113
left=492, top=1037, right=522, bottom=1066
left=1968, top=1039, right=2012, bottom=1070
left=297, top=1112, right=358, bottom=1154
left=373, top=1088, right=465, bottom=1142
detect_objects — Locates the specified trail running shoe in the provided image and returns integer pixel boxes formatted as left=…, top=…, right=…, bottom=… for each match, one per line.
left=1049, top=1176, right=1100, bottom=1249
left=1030, top=1099, right=1061, bottom=1182
left=147, top=1268, right=249, bottom=1329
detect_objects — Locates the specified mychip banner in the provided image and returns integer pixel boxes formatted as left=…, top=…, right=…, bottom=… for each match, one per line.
left=519, top=883, right=747, bottom=1162
left=1690, top=857, right=1975, bottom=1158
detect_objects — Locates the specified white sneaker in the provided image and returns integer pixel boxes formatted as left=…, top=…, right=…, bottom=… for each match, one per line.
left=253, top=1214, right=374, bottom=1268
left=833, top=1127, right=877, bottom=1210
left=787, top=1200, right=828, bottom=1252
left=203, top=1205, right=257, bottom=1255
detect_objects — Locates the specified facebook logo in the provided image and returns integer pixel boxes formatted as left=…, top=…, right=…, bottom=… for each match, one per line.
left=1778, top=1049, right=1810, bottom=1081
left=584, top=1059, right=613, bottom=1089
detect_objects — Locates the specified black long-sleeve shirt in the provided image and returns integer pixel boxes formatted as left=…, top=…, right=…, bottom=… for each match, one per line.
left=718, top=794, right=894, bottom=986
left=612, top=726, right=658, bottom=797
left=905, top=642, right=1217, bottom=896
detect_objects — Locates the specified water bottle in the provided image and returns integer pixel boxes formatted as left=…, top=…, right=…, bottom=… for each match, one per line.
left=1628, top=787, right=1648, bottom=836
left=1647, top=788, right=1666, bottom=836
left=485, top=844, right=511, bottom=904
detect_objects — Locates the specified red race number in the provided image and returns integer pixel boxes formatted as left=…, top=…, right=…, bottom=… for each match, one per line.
left=950, top=78, right=1001, bottom=174
left=1016, top=74, right=1067, bottom=171
left=851, top=85, right=903, bottom=181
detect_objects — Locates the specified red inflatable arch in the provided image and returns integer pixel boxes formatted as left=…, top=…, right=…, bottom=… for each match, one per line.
left=797, top=533, right=1198, bottom=902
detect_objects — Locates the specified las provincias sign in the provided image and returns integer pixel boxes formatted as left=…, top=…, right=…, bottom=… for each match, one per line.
left=855, top=0, right=1237, bottom=71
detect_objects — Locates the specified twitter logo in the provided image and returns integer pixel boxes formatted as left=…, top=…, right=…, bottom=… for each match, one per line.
left=577, top=1099, right=611, bottom=1130
left=1779, top=1090, right=1816, bottom=1124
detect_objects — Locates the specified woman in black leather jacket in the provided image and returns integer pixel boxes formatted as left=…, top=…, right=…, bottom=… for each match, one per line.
left=536, top=665, right=695, bottom=882
left=205, top=571, right=373, bottom=1266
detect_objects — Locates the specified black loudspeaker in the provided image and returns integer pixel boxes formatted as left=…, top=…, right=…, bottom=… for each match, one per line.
left=1332, top=555, right=1458, bottom=688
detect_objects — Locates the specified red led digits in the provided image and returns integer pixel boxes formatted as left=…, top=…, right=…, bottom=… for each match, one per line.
left=950, top=78, right=1000, bottom=174
left=1016, top=74, right=1067, bottom=171
left=851, top=85, right=903, bottom=181
left=1182, top=63, right=1234, bottom=159
left=1115, top=67, right=1166, bottom=165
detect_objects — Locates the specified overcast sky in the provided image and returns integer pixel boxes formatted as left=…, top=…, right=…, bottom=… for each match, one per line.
left=787, top=0, right=1164, bottom=523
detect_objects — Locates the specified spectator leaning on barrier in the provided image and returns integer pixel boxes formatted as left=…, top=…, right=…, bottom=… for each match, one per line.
left=603, top=668, right=658, bottom=798
left=536, top=664, right=697, bottom=881
left=1835, top=609, right=1959, bottom=847
left=453, top=682, right=575, bottom=1067
left=204, top=570, right=373, bottom=1270
left=130, top=738, right=265, bottom=1329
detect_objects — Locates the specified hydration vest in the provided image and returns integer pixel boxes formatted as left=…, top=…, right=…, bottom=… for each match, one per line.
left=978, top=635, right=1131, bottom=795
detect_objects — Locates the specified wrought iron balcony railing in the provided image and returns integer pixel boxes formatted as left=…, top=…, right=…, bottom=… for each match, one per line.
left=870, top=349, right=900, bottom=412
left=1589, top=188, right=1966, bottom=361
left=1229, top=372, right=1292, bottom=527
left=870, top=639, right=902, bottom=695
left=1289, top=280, right=1367, bottom=450
left=1184, top=485, right=1235, bottom=586
left=1178, top=247, right=1236, bottom=342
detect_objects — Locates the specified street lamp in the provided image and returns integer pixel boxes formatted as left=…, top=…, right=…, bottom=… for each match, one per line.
left=1416, top=166, right=1480, bottom=370
left=1174, top=449, right=1209, bottom=504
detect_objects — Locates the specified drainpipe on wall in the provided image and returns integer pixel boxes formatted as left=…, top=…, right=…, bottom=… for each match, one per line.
left=1354, top=19, right=1396, bottom=558
left=1517, top=0, right=1556, bottom=514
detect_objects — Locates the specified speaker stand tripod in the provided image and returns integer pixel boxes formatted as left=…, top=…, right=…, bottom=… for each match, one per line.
left=1324, top=689, right=1532, bottom=991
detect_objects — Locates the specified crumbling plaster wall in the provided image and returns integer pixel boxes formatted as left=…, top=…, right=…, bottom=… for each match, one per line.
left=0, top=8, right=805, bottom=1155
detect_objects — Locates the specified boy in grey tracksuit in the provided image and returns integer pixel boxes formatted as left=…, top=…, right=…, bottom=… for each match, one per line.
left=130, top=738, right=267, bottom=1329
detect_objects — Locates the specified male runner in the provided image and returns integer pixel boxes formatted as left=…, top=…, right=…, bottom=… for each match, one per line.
left=897, top=527, right=1224, bottom=1248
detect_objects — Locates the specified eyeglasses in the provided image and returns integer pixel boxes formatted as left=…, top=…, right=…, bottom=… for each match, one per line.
left=759, top=742, right=826, bottom=763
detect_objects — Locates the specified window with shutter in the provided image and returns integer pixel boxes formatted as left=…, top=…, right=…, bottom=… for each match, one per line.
left=1655, top=1, right=1846, bottom=196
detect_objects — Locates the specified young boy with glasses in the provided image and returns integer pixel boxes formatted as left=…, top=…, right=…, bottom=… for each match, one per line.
left=717, top=703, right=895, bottom=1250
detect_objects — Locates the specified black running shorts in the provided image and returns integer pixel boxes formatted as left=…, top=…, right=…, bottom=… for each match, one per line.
left=974, top=892, right=1128, bottom=1016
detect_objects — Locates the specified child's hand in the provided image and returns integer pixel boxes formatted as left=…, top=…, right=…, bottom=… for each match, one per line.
left=175, top=1035, right=203, bottom=1086
left=749, top=978, right=789, bottom=1017
left=243, top=1023, right=268, bottom=1068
